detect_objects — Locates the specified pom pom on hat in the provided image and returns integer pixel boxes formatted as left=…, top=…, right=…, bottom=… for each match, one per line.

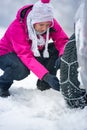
left=41, top=0, right=50, bottom=3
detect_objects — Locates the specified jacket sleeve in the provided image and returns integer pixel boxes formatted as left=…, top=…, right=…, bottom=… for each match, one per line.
left=51, top=19, right=69, bottom=56
left=8, top=21, right=48, bottom=80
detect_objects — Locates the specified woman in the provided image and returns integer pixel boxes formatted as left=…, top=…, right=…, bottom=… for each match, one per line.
left=0, top=0, right=68, bottom=97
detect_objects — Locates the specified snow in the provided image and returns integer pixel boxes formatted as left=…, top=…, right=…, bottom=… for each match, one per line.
left=0, top=27, right=87, bottom=130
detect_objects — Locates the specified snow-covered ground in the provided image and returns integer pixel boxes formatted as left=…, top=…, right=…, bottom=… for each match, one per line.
left=0, top=27, right=87, bottom=130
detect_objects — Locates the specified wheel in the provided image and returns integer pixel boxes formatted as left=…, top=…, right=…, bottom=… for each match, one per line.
left=60, top=33, right=87, bottom=108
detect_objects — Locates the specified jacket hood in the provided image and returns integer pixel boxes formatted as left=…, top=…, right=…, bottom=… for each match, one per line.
left=16, top=4, right=33, bottom=22
left=15, top=4, right=57, bottom=31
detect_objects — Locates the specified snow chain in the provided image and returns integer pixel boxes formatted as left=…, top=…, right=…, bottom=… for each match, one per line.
left=60, top=34, right=87, bottom=109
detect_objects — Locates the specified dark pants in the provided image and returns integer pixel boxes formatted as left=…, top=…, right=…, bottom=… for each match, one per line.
left=36, top=43, right=59, bottom=75
left=0, top=53, right=30, bottom=90
left=36, top=43, right=59, bottom=90
left=0, top=43, right=59, bottom=90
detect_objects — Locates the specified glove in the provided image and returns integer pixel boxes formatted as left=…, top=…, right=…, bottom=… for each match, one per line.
left=54, top=57, right=61, bottom=70
left=43, top=73, right=60, bottom=91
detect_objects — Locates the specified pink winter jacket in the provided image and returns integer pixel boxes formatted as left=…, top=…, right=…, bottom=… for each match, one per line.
left=0, top=5, right=69, bottom=79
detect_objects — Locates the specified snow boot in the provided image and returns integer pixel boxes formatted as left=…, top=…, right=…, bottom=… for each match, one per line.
left=37, top=79, right=51, bottom=91
left=0, top=82, right=11, bottom=97
left=60, top=33, right=87, bottom=109
left=0, top=88, right=10, bottom=97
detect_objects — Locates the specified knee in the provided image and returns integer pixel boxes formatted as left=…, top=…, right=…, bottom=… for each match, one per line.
left=15, top=68, right=30, bottom=80
left=12, top=62, right=30, bottom=80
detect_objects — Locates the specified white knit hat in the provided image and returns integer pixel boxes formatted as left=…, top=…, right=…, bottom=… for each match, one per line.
left=27, top=0, right=54, bottom=58
left=30, top=0, right=54, bottom=24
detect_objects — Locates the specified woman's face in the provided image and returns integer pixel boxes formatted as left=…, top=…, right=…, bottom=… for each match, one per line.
left=34, top=21, right=51, bottom=33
